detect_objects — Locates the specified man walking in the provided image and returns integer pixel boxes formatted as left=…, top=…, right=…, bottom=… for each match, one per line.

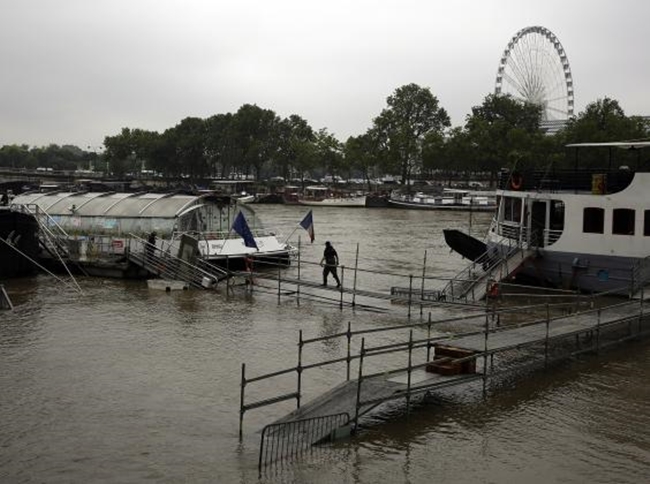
left=320, top=241, right=341, bottom=287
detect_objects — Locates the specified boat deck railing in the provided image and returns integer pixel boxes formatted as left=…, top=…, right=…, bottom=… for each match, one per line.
left=173, top=228, right=282, bottom=242
left=498, top=168, right=635, bottom=193
left=437, top=230, right=538, bottom=303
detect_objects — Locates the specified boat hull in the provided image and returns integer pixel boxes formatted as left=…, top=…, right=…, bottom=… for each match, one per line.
left=0, top=208, right=40, bottom=278
left=204, top=250, right=292, bottom=271
left=298, top=196, right=367, bottom=207
left=388, top=198, right=495, bottom=211
left=443, top=229, right=487, bottom=261
left=487, top=239, right=644, bottom=295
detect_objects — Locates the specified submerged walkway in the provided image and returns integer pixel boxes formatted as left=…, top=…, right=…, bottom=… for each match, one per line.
left=245, top=298, right=650, bottom=471
left=271, top=300, right=646, bottom=424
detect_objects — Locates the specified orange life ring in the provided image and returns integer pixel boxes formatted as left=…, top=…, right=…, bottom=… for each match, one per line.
left=510, top=173, right=523, bottom=190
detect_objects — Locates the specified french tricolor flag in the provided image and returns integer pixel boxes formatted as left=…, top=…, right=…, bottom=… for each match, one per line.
left=299, top=210, right=315, bottom=243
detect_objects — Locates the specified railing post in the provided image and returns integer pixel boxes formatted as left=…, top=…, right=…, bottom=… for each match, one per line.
left=352, top=243, right=359, bottom=308
left=420, top=250, right=427, bottom=317
left=239, top=363, right=246, bottom=439
left=297, top=330, right=303, bottom=409
left=406, top=330, right=413, bottom=413
left=346, top=321, right=352, bottom=381
left=545, top=303, right=550, bottom=368
left=483, top=312, right=489, bottom=397
left=407, top=275, right=413, bottom=319
left=426, top=312, right=432, bottom=361
left=0, top=285, right=13, bottom=310
left=297, top=236, right=301, bottom=306
left=640, top=282, right=645, bottom=335
left=339, top=266, right=345, bottom=310
left=354, top=338, right=365, bottom=431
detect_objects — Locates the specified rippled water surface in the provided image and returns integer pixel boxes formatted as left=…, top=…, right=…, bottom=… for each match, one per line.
left=2, top=206, right=649, bottom=483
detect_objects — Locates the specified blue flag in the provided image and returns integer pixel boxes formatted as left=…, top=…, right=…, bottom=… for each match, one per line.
left=232, top=211, right=258, bottom=249
left=299, top=210, right=315, bottom=243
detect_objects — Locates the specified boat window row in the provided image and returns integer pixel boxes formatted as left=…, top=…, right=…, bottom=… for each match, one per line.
left=583, top=207, right=650, bottom=236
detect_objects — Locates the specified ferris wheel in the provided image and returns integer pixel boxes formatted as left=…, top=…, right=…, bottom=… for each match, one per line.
left=495, top=26, right=574, bottom=121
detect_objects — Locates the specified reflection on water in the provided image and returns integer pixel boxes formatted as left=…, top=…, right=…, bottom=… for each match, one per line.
left=1, top=206, right=649, bottom=483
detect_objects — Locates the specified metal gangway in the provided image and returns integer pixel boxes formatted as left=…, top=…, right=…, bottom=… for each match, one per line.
left=242, top=293, right=650, bottom=475
left=438, top=244, right=535, bottom=303
left=125, top=234, right=234, bottom=290
left=8, top=203, right=84, bottom=293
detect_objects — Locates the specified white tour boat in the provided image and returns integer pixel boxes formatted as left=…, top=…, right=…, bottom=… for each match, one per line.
left=446, top=141, right=650, bottom=296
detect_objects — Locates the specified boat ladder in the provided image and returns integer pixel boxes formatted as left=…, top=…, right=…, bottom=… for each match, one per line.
left=439, top=245, right=535, bottom=303
left=126, top=234, right=233, bottom=289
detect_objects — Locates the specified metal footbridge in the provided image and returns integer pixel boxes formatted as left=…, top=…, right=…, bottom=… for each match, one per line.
left=242, top=296, right=650, bottom=474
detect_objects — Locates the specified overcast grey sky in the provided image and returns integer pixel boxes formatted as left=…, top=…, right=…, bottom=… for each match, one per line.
left=1, top=0, right=648, bottom=148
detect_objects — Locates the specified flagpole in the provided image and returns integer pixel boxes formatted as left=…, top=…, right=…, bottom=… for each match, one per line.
left=284, top=210, right=313, bottom=244
left=283, top=223, right=302, bottom=245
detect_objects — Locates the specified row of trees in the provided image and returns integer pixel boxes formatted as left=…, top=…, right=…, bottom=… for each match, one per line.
left=1, top=84, right=648, bottom=186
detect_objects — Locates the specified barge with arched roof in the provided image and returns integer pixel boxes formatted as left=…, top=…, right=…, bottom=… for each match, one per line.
left=9, top=191, right=294, bottom=277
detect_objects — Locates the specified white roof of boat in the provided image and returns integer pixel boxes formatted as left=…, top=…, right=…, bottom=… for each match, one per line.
left=566, top=141, right=650, bottom=149
left=11, top=192, right=217, bottom=218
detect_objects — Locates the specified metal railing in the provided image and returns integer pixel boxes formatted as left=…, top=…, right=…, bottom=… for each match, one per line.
left=630, top=255, right=650, bottom=298
left=13, top=203, right=70, bottom=257
left=126, top=234, right=231, bottom=288
left=438, top=239, right=534, bottom=303
left=241, top=293, right=650, bottom=456
left=258, top=412, right=350, bottom=476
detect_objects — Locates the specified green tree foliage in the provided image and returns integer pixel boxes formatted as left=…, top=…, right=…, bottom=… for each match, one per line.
left=0, top=144, right=95, bottom=171
left=556, top=98, right=650, bottom=169
left=344, top=133, right=378, bottom=190
left=4, top=92, right=647, bottom=185
left=170, top=117, right=208, bottom=178
left=276, top=115, right=315, bottom=181
left=104, top=128, right=137, bottom=176
left=314, top=128, right=344, bottom=180
left=0, top=144, right=33, bottom=168
left=463, top=94, right=544, bottom=179
left=371, top=83, right=451, bottom=186
left=205, top=113, right=236, bottom=178
left=560, top=97, right=647, bottom=143
left=231, top=104, right=281, bottom=180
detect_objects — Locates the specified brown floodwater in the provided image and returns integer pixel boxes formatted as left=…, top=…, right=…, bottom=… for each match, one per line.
left=1, top=206, right=649, bottom=483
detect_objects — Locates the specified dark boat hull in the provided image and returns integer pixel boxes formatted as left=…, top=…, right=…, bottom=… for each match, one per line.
left=0, top=209, right=40, bottom=278
left=443, top=229, right=487, bottom=261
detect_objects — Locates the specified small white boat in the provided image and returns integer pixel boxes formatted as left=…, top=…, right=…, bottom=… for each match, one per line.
left=388, top=189, right=496, bottom=212
left=233, top=192, right=256, bottom=204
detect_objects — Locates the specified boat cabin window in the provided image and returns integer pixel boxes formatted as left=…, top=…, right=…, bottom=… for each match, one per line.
left=583, top=207, right=604, bottom=234
left=644, top=210, right=650, bottom=236
left=550, top=201, right=565, bottom=230
left=612, top=208, right=635, bottom=235
left=503, top=197, right=522, bottom=223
